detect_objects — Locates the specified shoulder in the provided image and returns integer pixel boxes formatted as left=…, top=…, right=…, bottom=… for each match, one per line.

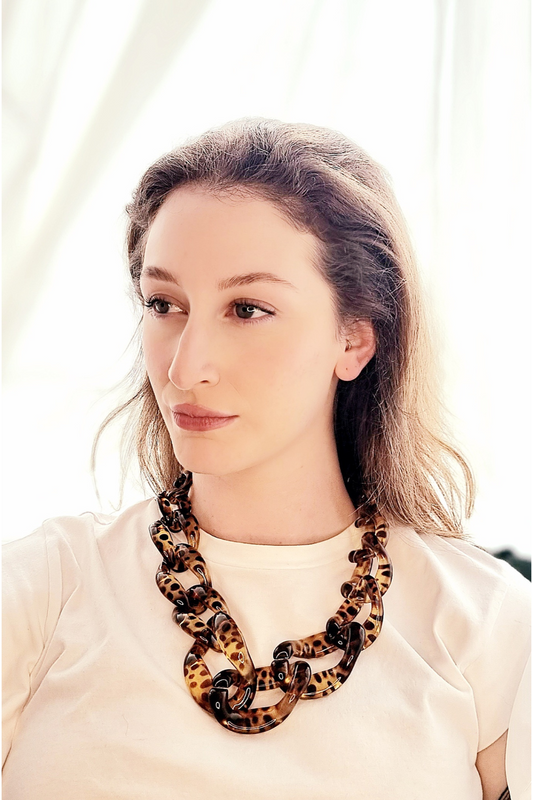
left=3, top=497, right=161, bottom=642
left=48, top=496, right=159, bottom=543
left=387, top=524, right=530, bottom=752
left=387, top=524, right=531, bottom=670
left=388, top=522, right=530, bottom=606
left=3, top=498, right=161, bottom=589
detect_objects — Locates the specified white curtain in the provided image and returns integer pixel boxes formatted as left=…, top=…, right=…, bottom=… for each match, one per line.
left=3, top=0, right=530, bottom=551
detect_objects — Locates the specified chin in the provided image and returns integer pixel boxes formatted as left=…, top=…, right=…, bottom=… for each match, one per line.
left=171, top=441, right=239, bottom=478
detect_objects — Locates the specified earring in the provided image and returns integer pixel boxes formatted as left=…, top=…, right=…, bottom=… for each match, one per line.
left=345, top=341, right=352, bottom=351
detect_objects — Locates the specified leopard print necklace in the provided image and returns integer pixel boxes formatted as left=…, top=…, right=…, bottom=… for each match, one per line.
left=150, top=470, right=392, bottom=734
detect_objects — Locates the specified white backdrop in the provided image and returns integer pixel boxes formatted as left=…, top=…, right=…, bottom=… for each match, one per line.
left=3, top=0, right=531, bottom=553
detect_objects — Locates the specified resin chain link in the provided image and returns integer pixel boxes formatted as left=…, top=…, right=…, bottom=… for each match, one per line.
left=150, top=470, right=392, bottom=734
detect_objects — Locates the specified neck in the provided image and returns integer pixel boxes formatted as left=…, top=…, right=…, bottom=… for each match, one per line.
left=188, top=441, right=358, bottom=546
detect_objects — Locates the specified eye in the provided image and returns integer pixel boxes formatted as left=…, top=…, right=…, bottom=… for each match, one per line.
left=232, top=301, right=274, bottom=323
left=143, top=296, right=183, bottom=317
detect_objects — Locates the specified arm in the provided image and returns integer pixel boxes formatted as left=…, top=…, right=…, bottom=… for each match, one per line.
left=475, top=730, right=509, bottom=800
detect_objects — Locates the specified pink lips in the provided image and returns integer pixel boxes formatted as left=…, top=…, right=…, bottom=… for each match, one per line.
left=172, top=404, right=234, bottom=418
left=171, top=404, right=237, bottom=431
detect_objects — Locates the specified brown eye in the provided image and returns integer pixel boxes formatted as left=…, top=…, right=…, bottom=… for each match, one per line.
left=153, top=299, right=170, bottom=314
left=144, top=297, right=173, bottom=316
left=235, top=303, right=259, bottom=320
left=232, top=301, right=273, bottom=323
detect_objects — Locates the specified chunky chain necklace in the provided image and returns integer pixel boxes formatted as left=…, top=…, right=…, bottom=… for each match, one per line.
left=150, top=470, right=392, bottom=734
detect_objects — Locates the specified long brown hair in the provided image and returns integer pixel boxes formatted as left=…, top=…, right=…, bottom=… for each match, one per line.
left=96, top=118, right=475, bottom=537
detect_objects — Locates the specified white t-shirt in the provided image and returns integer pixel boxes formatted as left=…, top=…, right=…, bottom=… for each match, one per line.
left=2, top=498, right=531, bottom=799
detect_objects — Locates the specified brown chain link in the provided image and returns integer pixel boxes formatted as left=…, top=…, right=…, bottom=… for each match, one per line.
left=150, top=470, right=393, bottom=734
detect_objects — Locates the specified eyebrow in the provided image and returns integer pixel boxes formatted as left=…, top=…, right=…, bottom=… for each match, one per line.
left=141, top=266, right=298, bottom=292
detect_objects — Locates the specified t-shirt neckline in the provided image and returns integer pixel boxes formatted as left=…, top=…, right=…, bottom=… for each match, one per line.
left=197, top=521, right=361, bottom=569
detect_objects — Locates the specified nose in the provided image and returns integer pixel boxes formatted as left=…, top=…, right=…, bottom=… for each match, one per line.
left=167, top=317, right=220, bottom=390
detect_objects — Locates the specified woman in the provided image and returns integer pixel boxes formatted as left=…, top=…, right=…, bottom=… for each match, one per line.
left=3, top=119, right=530, bottom=799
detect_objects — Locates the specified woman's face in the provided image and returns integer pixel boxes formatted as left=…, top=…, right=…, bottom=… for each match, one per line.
left=140, top=187, right=372, bottom=478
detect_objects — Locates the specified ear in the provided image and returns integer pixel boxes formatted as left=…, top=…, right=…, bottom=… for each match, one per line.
left=334, top=319, right=376, bottom=382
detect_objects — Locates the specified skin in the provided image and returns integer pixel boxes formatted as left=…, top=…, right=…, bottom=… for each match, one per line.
left=140, top=186, right=509, bottom=793
left=140, top=186, right=374, bottom=546
left=475, top=730, right=508, bottom=800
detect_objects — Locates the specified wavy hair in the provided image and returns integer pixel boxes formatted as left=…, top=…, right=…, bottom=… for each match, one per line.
left=96, top=118, right=475, bottom=537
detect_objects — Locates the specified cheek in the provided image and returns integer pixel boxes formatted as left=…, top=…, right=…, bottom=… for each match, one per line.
left=237, top=332, right=296, bottom=381
left=239, top=329, right=334, bottom=398
left=142, top=326, right=170, bottom=389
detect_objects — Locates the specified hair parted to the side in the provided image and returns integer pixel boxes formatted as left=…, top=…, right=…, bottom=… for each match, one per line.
left=98, top=117, right=475, bottom=538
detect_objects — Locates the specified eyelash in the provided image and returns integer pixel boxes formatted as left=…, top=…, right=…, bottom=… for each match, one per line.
left=142, top=295, right=275, bottom=325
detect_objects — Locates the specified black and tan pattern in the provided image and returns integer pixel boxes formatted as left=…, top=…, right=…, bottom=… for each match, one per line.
left=151, top=470, right=392, bottom=734
left=299, top=620, right=365, bottom=699
left=210, top=660, right=312, bottom=733
left=183, top=639, right=213, bottom=712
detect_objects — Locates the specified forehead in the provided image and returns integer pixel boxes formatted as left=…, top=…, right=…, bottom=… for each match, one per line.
left=143, top=187, right=321, bottom=276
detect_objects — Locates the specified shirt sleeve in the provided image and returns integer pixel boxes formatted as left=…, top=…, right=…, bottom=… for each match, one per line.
left=506, top=652, right=531, bottom=800
left=2, top=526, right=61, bottom=766
left=462, top=563, right=531, bottom=753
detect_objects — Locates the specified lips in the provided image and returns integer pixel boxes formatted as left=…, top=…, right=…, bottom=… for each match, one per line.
left=171, top=403, right=235, bottom=418
left=170, top=403, right=237, bottom=432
